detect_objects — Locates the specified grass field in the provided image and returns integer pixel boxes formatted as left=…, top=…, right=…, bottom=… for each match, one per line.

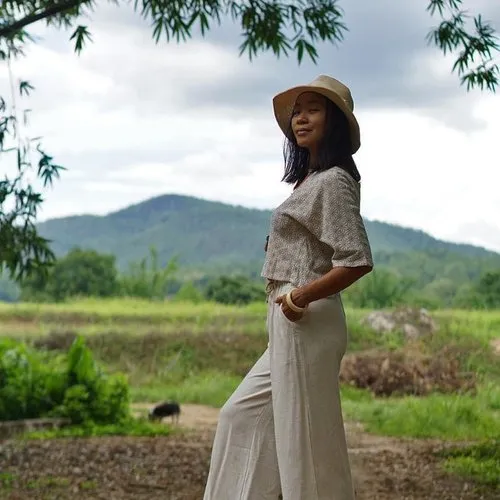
left=1, top=298, right=499, bottom=486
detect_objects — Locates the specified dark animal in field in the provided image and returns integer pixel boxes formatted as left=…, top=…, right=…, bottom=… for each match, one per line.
left=148, top=401, right=181, bottom=424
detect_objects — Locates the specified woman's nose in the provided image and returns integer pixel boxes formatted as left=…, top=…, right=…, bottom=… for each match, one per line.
left=296, top=112, right=308, bottom=123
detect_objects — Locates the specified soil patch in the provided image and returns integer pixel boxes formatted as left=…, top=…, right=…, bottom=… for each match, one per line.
left=1, top=409, right=496, bottom=500
left=340, top=345, right=476, bottom=396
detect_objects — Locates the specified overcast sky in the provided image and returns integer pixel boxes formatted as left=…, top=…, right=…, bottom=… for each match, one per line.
left=2, top=0, right=500, bottom=252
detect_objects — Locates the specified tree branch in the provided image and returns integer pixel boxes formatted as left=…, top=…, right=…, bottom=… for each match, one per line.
left=0, top=0, right=86, bottom=39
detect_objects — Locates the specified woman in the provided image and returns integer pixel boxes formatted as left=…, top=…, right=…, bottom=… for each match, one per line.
left=203, top=75, right=373, bottom=500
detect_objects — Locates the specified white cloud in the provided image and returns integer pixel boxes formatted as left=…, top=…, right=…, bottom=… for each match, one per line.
left=1, top=1, right=499, bottom=254
left=355, top=97, right=500, bottom=251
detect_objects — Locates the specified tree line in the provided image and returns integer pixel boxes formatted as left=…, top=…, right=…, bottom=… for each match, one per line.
left=2, top=246, right=497, bottom=310
left=1, top=0, right=499, bottom=282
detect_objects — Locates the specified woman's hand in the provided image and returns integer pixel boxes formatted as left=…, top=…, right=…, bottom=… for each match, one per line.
left=275, top=290, right=305, bottom=322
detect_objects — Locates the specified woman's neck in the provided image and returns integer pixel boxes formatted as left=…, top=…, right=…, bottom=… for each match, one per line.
left=308, top=148, right=318, bottom=171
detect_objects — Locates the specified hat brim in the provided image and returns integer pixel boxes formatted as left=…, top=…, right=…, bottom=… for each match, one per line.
left=272, top=85, right=360, bottom=154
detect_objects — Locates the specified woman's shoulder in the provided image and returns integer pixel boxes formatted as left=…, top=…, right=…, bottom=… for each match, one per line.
left=315, top=166, right=360, bottom=191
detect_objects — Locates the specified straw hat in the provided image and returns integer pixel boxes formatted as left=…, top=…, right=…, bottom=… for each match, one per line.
left=272, top=74, right=360, bottom=154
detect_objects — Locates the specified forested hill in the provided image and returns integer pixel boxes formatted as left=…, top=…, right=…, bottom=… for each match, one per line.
left=36, top=193, right=498, bottom=270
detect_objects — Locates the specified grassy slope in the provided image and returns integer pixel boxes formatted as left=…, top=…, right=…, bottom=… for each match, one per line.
left=1, top=299, right=499, bottom=486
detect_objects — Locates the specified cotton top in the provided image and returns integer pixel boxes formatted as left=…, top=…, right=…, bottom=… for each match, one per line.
left=261, top=166, right=373, bottom=287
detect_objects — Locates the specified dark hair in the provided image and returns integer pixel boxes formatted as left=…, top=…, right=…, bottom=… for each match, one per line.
left=281, top=96, right=361, bottom=187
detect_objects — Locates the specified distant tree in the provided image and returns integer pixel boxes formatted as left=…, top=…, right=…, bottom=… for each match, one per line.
left=118, top=246, right=178, bottom=300
left=173, top=281, right=204, bottom=304
left=421, top=278, right=457, bottom=307
left=475, top=271, right=500, bottom=308
left=1, top=0, right=499, bottom=281
left=205, top=275, right=266, bottom=305
left=461, top=270, right=500, bottom=309
left=452, top=283, right=481, bottom=309
left=451, top=270, right=500, bottom=309
left=344, top=268, right=415, bottom=309
left=21, top=247, right=118, bottom=301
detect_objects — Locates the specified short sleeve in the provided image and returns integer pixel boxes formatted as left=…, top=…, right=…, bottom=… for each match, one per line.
left=299, top=169, right=373, bottom=268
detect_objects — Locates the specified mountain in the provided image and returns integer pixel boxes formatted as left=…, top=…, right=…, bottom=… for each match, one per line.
left=36, top=194, right=500, bottom=281
left=37, top=195, right=271, bottom=269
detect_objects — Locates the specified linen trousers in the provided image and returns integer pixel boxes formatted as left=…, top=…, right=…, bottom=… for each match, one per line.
left=203, top=281, right=355, bottom=500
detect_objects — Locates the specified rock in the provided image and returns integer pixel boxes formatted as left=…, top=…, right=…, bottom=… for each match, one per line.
left=363, top=311, right=396, bottom=333
left=490, top=338, right=500, bottom=356
left=361, top=307, right=438, bottom=341
left=402, top=324, right=420, bottom=340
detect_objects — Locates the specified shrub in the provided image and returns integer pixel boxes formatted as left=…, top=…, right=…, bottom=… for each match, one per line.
left=0, top=336, right=130, bottom=425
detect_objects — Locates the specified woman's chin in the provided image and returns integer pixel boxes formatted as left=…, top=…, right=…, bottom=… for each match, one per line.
left=296, top=138, right=311, bottom=149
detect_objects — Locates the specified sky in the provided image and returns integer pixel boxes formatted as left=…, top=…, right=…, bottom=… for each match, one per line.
left=1, top=0, right=500, bottom=252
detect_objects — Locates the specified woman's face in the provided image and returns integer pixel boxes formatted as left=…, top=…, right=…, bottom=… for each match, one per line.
left=291, top=92, right=327, bottom=152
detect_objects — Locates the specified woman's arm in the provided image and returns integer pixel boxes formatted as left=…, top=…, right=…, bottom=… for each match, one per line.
left=291, top=265, right=372, bottom=308
left=275, top=265, right=372, bottom=320
left=276, top=168, right=373, bottom=317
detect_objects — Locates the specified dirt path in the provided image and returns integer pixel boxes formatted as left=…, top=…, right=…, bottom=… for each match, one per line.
left=132, top=402, right=219, bottom=431
left=129, top=403, right=497, bottom=500
left=0, top=404, right=496, bottom=499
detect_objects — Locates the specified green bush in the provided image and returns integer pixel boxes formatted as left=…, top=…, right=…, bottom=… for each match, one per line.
left=0, top=336, right=130, bottom=425
left=204, top=275, right=266, bottom=305
left=172, top=281, right=204, bottom=303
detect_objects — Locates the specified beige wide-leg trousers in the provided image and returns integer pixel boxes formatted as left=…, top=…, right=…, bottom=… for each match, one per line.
left=203, top=281, right=355, bottom=500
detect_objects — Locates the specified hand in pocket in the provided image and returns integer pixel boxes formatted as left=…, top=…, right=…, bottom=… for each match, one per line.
left=275, top=294, right=304, bottom=323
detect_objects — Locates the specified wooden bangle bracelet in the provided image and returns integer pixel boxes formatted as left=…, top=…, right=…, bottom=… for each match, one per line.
left=286, top=290, right=307, bottom=313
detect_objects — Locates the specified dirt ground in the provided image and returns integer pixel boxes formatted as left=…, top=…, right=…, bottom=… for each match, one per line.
left=0, top=403, right=497, bottom=500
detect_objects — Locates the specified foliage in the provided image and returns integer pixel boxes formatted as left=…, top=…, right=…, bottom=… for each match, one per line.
left=465, top=271, right=500, bottom=309
left=28, top=194, right=500, bottom=307
left=17, top=246, right=178, bottom=302
left=426, top=0, right=499, bottom=91
left=20, top=247, right=119, bottom=302
left=172, top=280, right=205, bottom=303
left=0, top=1, right=348, bottom=64
left=0, top=1, right=497, bottom=89
left=343, top=268, right=415, bottom=309
left=5, top=242, right=500, bottom=311
left=205, top=274, right=266, bottom=305
left=0, top=65, right=64, bottom=282
left=341, top=265, right=500, bottom=311
left=118, top=246, right=178, bottom=300
left=0, top=336, right=130, bottom=424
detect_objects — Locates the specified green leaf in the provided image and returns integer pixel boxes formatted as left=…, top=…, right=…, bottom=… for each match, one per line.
left=18, top=80, right=34, bottom=97
left=69, top=25, right=93, bottom=55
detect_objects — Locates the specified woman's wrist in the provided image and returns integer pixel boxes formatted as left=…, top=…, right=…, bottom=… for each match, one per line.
left=290, top=287, right=310, bottom=309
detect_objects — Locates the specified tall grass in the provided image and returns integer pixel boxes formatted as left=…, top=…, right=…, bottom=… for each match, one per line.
left=341, top=383, right=500, bottom=440
left=1, top=297, right=497, bottom=338
left=1, top=298, right=499, bottom=438
left=432, top=309, right=500, bottom=342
